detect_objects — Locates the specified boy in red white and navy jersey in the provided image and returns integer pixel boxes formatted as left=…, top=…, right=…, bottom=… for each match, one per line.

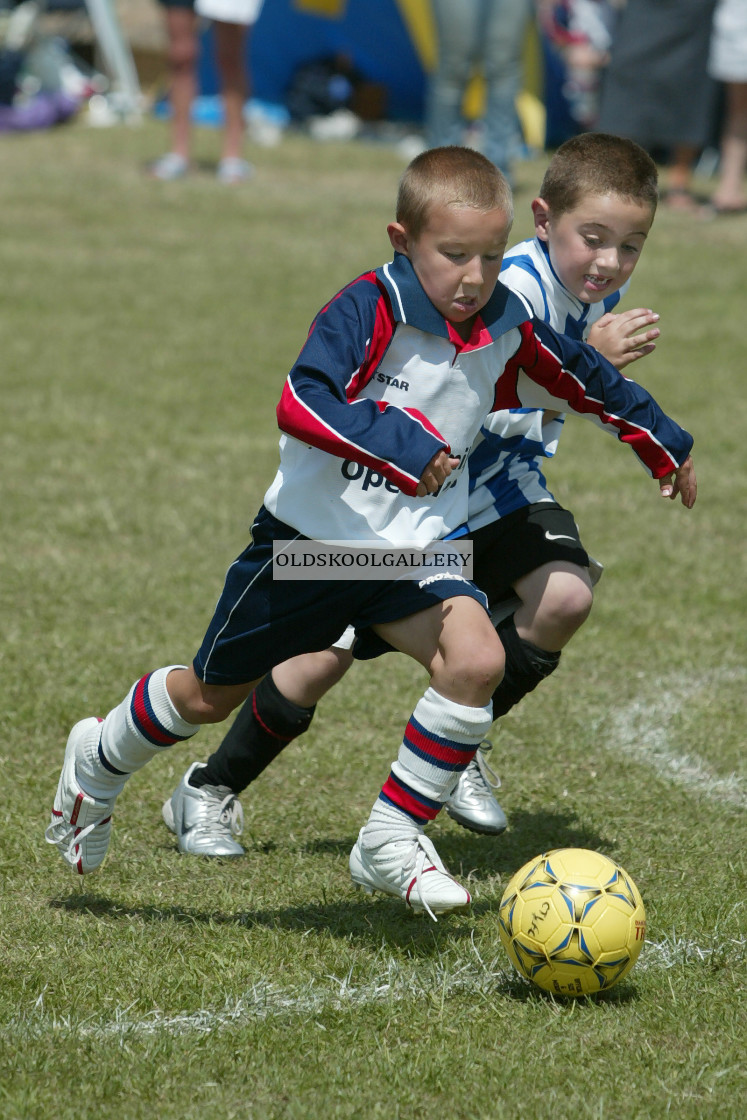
left=47, top=146, right=695, bottom=919
left=162, top=134, right=672, bottom=856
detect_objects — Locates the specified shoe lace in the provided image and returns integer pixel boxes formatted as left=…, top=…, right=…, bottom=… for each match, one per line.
left=209, top=789, right=244, bottom=838
left=463, top=740, right=501, bottom=794
left=409, top=832, right=448, bottom=924
left=44, top=817, right=101, bottom=854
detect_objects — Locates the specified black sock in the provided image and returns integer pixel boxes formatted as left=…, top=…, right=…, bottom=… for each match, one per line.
left=193, top=674, right=316, bottom=793
left=492, top=614, right=561, bottom=718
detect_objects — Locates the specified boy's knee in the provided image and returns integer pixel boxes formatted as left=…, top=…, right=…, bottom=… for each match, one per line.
left=444, top=640, right=505, bottom=703
left=556, top=579, right=594, bottom=630
left=167, top=667, right=254, bottom=725
left=473, top=645, right=506, bottom=692
left=528, top=570, right=594, bottom=649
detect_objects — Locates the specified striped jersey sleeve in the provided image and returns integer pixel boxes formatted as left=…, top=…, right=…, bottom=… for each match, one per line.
left=488, top=317, right=693, bottom=477
left=275, top=271, right=448, bottom=496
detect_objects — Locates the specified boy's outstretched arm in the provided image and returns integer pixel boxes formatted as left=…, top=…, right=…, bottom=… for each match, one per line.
left=494, top=317, right=694, bottom=485
left=588, top=308, right=661, bottom=370
left=659, top=454, right=697, bottom=508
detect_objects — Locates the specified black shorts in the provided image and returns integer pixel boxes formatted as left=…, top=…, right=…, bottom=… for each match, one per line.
left=468, top=502, right=589, bottom=606
left=353, top=501, right=588, bottom=662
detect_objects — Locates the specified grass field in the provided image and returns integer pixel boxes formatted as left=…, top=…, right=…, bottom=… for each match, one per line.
left=1, top=118, right=745, bottom=1120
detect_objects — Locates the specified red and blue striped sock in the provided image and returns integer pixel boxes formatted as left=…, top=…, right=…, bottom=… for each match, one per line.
left=373, top=687, right=493, bottom=827
left=76, top=666, right=200, bottom=798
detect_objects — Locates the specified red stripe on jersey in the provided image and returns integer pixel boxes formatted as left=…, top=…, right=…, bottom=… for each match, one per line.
left=374, top=400, right=450, bottom=449
left=347, top=281, right=396, bottom=398
left=400, top=406, right=450, bottom=444
left=498, top=322, right=680, bottom=477
left=276, top=381, right=421, bottom=492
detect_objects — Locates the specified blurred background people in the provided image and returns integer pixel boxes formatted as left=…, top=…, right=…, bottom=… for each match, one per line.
left=537, top=0, right=618, bottom=131
left=149, top=0, right=262, bottom=181
left=424, top=0, right=533, bottom=184
left=706, top=0, right=747, bottom=214
left=597, top=0, right=719, bottom=212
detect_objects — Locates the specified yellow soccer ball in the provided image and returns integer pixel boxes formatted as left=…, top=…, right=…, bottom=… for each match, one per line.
left=498, top=848, right=646, bottom=997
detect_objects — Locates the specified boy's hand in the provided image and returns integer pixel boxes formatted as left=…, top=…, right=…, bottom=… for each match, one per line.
left=659, top=455, right=697, bottom=508
left=416, top=451, right=459, bottom=496
left=588, top=309, right=661, bottom=370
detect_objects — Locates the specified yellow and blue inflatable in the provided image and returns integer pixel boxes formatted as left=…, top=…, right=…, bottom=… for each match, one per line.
left=198, top=0, right=549, bottom=142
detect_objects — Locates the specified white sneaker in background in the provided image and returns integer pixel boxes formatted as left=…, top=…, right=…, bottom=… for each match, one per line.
left=147, top=152, right=189, bottom=180
left=216, top=157, right=254, bottom=184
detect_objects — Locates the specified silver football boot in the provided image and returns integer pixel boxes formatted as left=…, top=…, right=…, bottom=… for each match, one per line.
left=162, top=762, right=245, bottom=857
left=445, top=740, right=508, bottom=835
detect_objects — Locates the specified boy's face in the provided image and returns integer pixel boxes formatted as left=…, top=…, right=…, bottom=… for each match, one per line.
left=533, top=193, right=655, bottom=304
left=388, top=203, right=512, bottom=336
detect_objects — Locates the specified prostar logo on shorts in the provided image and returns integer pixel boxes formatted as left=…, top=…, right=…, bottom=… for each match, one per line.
left=418, top=572, right=470, bottom=589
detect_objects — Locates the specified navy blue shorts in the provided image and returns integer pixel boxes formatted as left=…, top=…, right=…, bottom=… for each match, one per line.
left=193, top=506, right=489, bottom=685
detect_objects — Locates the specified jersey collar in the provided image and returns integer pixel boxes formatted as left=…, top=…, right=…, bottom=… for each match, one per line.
left=376, top=252, right=529, bottom=344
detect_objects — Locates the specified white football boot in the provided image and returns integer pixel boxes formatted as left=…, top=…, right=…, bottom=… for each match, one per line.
left=445, top=741, right=508, bottom=835
left=45, top=718, right=116, bottom=875
left=349, top=817, right=471, bottom=921
left=162, top=762, right=244, bottom=857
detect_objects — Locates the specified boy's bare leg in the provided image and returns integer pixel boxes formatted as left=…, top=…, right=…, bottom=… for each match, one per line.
left=377, top=595, right=504, bottom=704
left=272, top=647, right=354, bottom=708
left=488, top=561, right=592, bottom=721
left=350, top=597, right=503, bottom=918
left=166, top=665, right=256, bottom=723
left=511, top=561, right=593, bottom=651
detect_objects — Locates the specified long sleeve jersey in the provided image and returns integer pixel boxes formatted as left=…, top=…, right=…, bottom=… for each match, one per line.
left=263, top=252, right=691, bottom=547
left=463, top=234, right=631, bottom=531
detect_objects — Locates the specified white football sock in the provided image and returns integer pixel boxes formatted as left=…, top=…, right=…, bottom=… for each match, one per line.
left=76, top=666, right=200, bottom=799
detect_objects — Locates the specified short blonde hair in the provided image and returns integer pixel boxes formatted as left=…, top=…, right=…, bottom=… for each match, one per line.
left=397, top=146, right=514, bottom=238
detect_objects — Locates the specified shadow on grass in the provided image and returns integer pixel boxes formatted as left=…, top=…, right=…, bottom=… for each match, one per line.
left=302, top=806, right=613, bottom=877
left=51, top=889, right=491, bottom=951
left=48, top=893, right=641, bottom=1003
left=48, top=809, right=617, bottom=956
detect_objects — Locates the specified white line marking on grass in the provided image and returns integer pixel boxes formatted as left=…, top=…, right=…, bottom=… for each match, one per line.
left=9, top=933, right=746, bottom=1041
left=599, top=667, right=747, bottom=809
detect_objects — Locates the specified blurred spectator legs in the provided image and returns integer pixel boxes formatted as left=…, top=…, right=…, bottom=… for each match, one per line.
left=710, top=80, right=747, bottom=212
left=213, top=18, right=248, bottom=164
left=425, top=0, right=532, bottom=181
